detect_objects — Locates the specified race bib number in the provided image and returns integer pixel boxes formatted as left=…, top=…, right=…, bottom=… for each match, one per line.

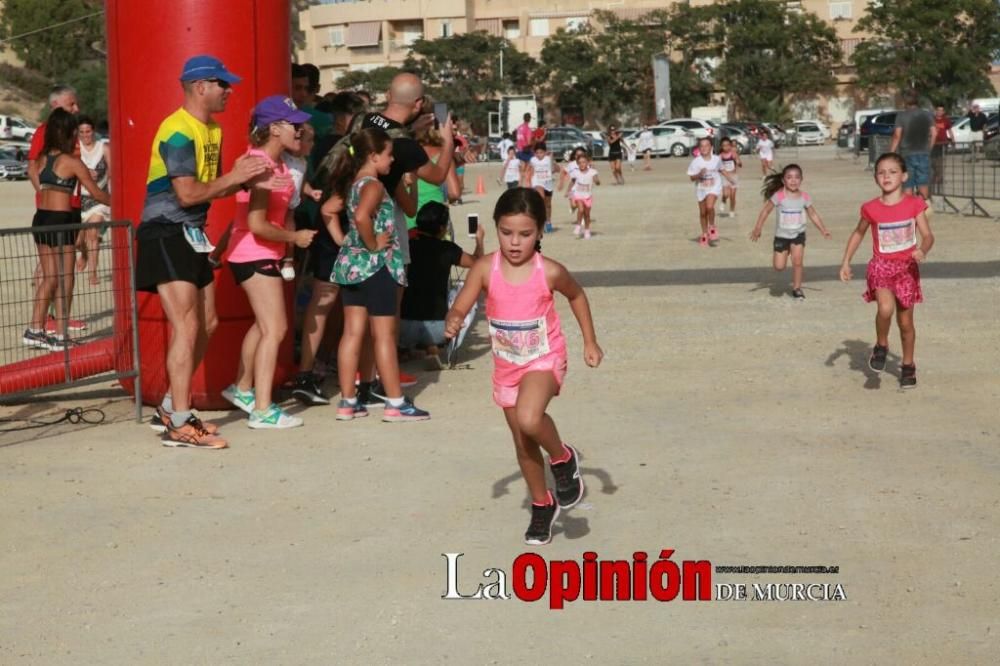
left=533, top=167, right=550, bottom=183
left=722, top=160, right=735, bottom=172
left=489, top=317, right=550, bottom=365
left=183, top=225, right=215, bottom=253
left=876, top=219, right=917, bottom=254
left=698, top=175, right=716, bottom=189
left=575, top=181, right=592, bottom=195
left=778, top=208, right=803, bottom=229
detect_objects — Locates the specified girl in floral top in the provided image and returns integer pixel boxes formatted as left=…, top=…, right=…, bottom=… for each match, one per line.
left=329, top=127, right=430, bottom=421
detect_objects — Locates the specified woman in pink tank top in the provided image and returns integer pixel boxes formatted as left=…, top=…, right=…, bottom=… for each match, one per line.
left=222, top=96, right=317, bottom=429
left=446, top=187, right=603, bottom=546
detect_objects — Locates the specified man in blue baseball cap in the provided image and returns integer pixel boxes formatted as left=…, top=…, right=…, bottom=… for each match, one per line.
left=136, top=54, right=269, bottom=449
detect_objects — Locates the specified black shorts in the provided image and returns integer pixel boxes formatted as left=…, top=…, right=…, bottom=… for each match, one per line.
left=135, top=223, right=214, bottom=293
left=608, top=151, right=623, bottom=161
left=340, top=266, right=398, bottom=317
left=31, top=209, right=78, bottom=247
left=773, top=233, right=806, bottom=253
left=229, top=258, right=282, bottom=285
left=307, top=244, right=340, bottom=282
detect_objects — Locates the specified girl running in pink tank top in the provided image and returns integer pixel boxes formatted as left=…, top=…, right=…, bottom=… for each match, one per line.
left=446, top=187, right=603, bottom=546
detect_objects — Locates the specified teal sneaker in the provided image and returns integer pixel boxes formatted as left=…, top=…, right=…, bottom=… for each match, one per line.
left=248, top=403, right=303, bottom=429
left=222, top=384, right=255, bottom=414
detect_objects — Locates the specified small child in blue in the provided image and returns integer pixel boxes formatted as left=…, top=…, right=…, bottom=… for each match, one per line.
left=750, top=164, right=831, bottom=299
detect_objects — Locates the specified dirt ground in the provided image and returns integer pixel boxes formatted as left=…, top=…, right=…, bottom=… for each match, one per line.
left=2, top=146, right=998, bottom=664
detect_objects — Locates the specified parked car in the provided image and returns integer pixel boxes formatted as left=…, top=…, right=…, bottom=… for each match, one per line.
left=0, top=146, right=27, bottom=180
left=624, top=126, right=696, bottom=157
left=790, top=120, right=831, bottom=146
left=0, top=115, right=37, bottom=141
left=543, top=126, right=594, bottom=161
left=760, top=122, right=787, bottom=146
left=951, top=113, right=1000, bottom=145
left=857, top=111, right=897, bottom=149
left=656, top=118, right=718, bottom=140
left=582, top=131, right=609, bottom=159
left=717, top=124, right=751, bottom=153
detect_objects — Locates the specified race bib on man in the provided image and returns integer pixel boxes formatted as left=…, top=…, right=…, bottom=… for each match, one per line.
left=489, top=317, right=550, bottom=365
left=876, top=219, right=917, bottom=254
left=183, top=225, right=215, bottom=253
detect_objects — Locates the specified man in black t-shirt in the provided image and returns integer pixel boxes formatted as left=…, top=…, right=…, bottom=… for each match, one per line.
left=360, top=72, right=455, bottom=265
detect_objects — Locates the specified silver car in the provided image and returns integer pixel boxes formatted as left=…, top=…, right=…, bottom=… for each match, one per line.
left=0, top=148, right=27, bottom=180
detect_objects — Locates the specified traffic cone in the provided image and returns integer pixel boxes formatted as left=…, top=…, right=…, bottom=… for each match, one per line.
left=476, top=175, right=486, bottom=195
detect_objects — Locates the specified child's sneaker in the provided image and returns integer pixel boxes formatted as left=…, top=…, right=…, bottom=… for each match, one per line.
left=150, top=406, right=219, bottom=434
left=399, top=371, right=418, bottom=388
left=698, top=235, right=709, bottom=247
left=336, top=398, right=369, bottom=421
left=222, top=384, right=255, bottom=414
left=545, top=222, right=554, bottom=233
left=161, top=415, right=228, bottom=449
left=550, top=444, right=584, bottom=509
left=708, top=225, right=719, bottom=241
left=382, top=397, right=430, bottom=422
left=524, top=496, right=560, bottom=546
left=868, top=344, right=888, bottom=373
left=900, top=364, right=917, bottom=389
left=583, top=229, right=592, bottom=240
left=792, top=288, right=805, bottom=299
left=248, top=403, right=303, bottom=429
left=573, top=224, right=582, bottom=238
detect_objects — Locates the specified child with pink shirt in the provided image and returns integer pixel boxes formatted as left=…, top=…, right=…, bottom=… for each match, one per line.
left=840, top=152, right=935, bottom=389
left=445, top=187, right=603, bottom=545
left=223, top=96, right=317, bottom=427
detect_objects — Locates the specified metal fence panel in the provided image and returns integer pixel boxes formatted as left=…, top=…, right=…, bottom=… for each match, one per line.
left=0, top=220, right=142, bottom=418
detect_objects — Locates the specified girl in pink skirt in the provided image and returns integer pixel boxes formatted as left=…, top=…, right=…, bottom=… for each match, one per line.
left=840, top=153, right=935, bottom=389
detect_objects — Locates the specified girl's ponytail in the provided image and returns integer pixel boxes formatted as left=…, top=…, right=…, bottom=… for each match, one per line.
left=327, top=127, right=392, bottom=201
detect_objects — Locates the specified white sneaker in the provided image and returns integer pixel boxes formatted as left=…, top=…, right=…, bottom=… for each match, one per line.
left=573, top=224, right=582, bottom=238
left=248, top=403, right=303, bottom=429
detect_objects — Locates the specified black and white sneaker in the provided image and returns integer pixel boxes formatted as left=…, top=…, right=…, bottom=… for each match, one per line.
left=292, top=373, right=330, bottom=405
left=22, top=328, right=49, bottom=349
left=550, top=444, right=584, bottom=509
left=367, top=380, right=388, bottom=405
left=869, top=344, right=888, bottom=373
left=791, top=288, right=805, bottom=299
left=524, top=499, right=560, bottom=546
left=899, top=364, right=917, bottom=389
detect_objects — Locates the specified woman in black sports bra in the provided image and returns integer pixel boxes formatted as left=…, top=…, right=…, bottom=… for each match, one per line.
left=23, top=109, right=110, bottom=351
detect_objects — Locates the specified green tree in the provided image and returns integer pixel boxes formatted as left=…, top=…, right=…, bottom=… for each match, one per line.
left=707, top=0, right=841, bottom=120
left=335, top=66, right=401, bottom=95
left=851, top=0, right=1000, bottom=107
left=664, top=2, right=714, bottom=117
left=64, top=63, right=107, bottom=122
left=403, top=31, right=536, bottom=132
left=0, top=0, right=103, bottom=79
left=591, top=9, right=673, bottom=123
left=534, top=26, right=617, bottom=124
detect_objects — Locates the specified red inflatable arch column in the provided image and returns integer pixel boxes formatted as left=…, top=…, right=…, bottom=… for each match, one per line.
left=106, top=0, right=293, bottom=409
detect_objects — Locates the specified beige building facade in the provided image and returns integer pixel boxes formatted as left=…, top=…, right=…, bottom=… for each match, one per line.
left=298, top=0, right=998, bottom=128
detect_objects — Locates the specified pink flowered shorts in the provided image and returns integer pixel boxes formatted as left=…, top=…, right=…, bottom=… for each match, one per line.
left=864, top=255, right=923, bottom=309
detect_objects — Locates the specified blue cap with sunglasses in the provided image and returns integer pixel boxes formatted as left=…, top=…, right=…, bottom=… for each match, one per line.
left=179, top=54, right=242, bottom=84
left=251, top=95, right=311, bottom=130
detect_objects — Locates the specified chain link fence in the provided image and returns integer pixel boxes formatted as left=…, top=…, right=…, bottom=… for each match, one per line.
left=0, top=220, right=142, bottom=419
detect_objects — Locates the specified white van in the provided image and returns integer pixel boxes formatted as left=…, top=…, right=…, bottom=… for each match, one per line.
left=0, top=115, right=37, bottom=141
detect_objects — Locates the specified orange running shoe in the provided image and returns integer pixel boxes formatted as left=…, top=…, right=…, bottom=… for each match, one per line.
left=161, top=415, right=228, bottom=449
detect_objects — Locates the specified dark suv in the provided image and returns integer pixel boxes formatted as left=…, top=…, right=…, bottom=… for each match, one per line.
left=859, top=111, right=897, bottom=150
left=543, top=126, right=595, bottom=161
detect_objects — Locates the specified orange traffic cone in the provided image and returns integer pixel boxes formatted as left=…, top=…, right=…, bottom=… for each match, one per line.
left=476, top=175, right=486, bottom=195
